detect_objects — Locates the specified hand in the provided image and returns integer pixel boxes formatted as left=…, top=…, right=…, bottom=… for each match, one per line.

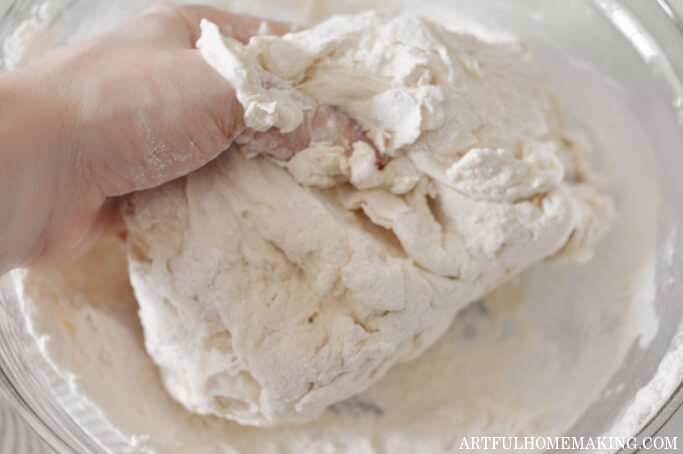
left=0, top=4, right=365, bottom=272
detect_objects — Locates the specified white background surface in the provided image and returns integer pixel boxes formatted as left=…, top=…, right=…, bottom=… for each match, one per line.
left=0, top=0, right=680, bottom=451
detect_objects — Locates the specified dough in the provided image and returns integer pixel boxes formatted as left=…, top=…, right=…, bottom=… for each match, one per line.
left=123, top=12, right=613, bottom=426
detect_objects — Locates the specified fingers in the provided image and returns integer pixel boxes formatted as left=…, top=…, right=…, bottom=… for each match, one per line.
left=143, top=3, right=294, bottom=48
left=102, top=198, right=127, bottom=240
left=33, top=199, right=117, bottom=266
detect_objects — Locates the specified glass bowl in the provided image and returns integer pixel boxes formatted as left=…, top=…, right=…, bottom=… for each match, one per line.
left=1, top=0, right=682, bottom=452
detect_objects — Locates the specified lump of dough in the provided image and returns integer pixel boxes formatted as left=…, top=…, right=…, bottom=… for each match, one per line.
left=123, top=12, right=614, bottom=426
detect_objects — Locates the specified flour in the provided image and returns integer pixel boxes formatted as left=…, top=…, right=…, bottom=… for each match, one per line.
left=5, top=0, right=676, bottom=452
left=123, top=12, right=613, bottom=426
left=0, top=3, right=54, bottom=72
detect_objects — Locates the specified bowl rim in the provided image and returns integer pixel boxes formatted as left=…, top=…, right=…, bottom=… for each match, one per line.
left=594, top=0, right=683, bottom=450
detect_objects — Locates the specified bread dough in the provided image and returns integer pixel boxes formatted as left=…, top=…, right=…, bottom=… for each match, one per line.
left=123, top=12, right=613, bottom=426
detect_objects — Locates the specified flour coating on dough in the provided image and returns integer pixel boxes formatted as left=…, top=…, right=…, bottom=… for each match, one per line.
left=124, top=12, right=613, bottom=426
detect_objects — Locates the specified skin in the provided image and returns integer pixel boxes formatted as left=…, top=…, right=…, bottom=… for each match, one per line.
left=0, top=4, right=365, bottom=274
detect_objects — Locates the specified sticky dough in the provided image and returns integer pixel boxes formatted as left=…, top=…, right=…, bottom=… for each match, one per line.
left=123, top=11, right=613, bottom=426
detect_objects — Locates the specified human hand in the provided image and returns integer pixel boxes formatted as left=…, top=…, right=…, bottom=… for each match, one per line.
left=0, top=4, right=366, bottom=272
